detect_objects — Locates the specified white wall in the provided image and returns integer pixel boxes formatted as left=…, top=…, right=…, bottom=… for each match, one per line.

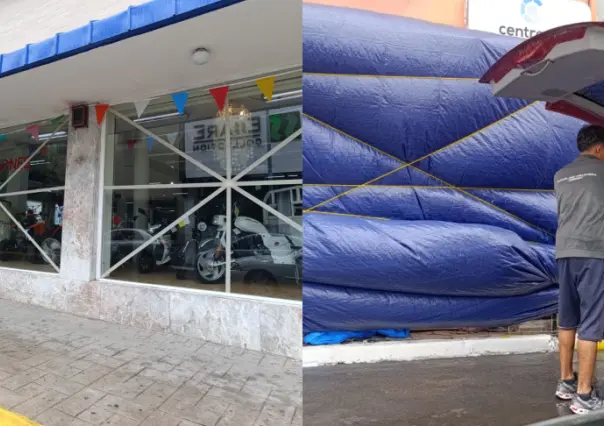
left=0, top=0, right=148, bottom=54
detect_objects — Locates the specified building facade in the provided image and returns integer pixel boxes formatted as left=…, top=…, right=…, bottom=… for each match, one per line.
left=0, top=0, right=302, bottom=358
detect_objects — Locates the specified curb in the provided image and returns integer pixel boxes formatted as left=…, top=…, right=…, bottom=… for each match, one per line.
left=0, top=407, right=40, bottom=426
left=303, top=334, right=556, bottom=367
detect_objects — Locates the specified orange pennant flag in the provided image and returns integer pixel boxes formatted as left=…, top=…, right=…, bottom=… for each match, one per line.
left=256, top=76, right=275, bottom=102
left=209, top=86, right=229, bottom=112
left=95, top=104, right=109, bottom=125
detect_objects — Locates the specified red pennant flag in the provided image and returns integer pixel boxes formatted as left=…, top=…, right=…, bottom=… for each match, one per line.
left=210, top=86, right=229, bottom=112
left=95, top=104, right=109, bottom=125
left=26, top=125, right=39, bottom=141
left=40, top=146, right=48, bottom=156
left=127, top=139, right=136, bottom=151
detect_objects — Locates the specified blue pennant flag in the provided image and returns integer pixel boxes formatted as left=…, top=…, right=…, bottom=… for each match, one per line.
left=0, top=135, right=6, bottom=142
left=171, top=92, right=189, bottom=115
left=146, top=136, right=154, bottom=151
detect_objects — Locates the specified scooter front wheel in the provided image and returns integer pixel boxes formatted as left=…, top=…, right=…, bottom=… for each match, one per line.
left=196, top=249, right=225, bottom=284
left=40, top=237, right=61, bottom=266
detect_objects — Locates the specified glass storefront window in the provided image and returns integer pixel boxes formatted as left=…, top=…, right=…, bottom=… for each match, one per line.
left=100, top=71, right=302, bottom=300
left=0, top=118, right=68, bottom=273
left=230, top=189, right=302, bottom=300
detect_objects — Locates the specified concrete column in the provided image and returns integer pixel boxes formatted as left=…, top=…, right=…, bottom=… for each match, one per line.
left=60, top=106, right=102, bottom=281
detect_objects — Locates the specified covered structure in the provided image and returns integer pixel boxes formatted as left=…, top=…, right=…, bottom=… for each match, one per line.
left=303, top=4, right=583, bottom=333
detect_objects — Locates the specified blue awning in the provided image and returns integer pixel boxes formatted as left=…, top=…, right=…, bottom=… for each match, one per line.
left=0, top=0, right=244, bottom=79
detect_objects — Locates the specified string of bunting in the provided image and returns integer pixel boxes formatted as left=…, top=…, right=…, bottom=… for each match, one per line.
left=95, top=75, right=277, bottom=152
left=0, top=113, right=67, bottom=156
left=0, top=113, right=66, bottom=142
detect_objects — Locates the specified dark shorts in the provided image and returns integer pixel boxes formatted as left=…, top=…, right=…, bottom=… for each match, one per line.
left=558, top=258, right=604, bottom=342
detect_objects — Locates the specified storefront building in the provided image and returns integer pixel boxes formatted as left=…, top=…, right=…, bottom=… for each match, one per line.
left=0, top=0, right=302, bottom=358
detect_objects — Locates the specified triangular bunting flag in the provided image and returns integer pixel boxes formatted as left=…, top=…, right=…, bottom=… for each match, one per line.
left=0, top=135, right=6, bottom=142
left=127, top=139, right=136, bottom=151
left=255, top=76, right=275, bottom=102
left=95, top=104, right=109, bottom=125
left=166, top=132, right=178, bottom=145
left=134, top=99, right=151, bottom=118
left=172, top=92, right=188, bottom=115
left=50, top=114, right=65, bottom=127
left=178, top=220, right=185, bottom=228
left=146, top=136, right=154, bottom=151
left=41, top=146, right=48, bottom=156
left=210, top=86, right=229, bottom=112
left=26, top=125, right=39, bottom=141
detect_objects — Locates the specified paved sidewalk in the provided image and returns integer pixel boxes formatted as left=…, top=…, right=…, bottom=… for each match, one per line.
left=0, top=299, right=301, bottom=426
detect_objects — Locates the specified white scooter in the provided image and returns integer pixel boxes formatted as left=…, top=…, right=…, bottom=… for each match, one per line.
left=195, top=204, right=300, bottom=284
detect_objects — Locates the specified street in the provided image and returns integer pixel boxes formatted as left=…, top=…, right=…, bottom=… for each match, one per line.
left=0, top=298, right=301, bottom=426
left=303, top=352, right=604, bottom=426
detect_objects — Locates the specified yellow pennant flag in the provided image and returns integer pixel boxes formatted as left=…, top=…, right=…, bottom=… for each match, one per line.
left=256, top=76, right=275, bottom=102
left=178, top=220, right=185, bottom=228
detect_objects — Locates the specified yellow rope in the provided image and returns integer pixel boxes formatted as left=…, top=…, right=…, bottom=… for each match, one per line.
left=304, top=101, right=538, bottom=212
left=305, top=211, right=547, bottom=246
left=303, top=102, right=554, bottom=237
left=305, top=211, right=390, bottom=221
left=305, top=184, right=555, bottom=193
left=304, top=72, right=479, bottom=81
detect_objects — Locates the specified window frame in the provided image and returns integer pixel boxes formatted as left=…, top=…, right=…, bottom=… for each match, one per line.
left=0, top=116, right=70, bottom=273
left=96, top=72, right=302, bottom=300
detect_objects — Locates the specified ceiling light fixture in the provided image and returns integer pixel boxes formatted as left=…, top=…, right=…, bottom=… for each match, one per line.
left=133, top=112, right=181, bottom=124
left=191, top=48, right=210, bottom=65
left=264, top=89, right=302, bottom=103
left=39, top=131, right=67, bottom=140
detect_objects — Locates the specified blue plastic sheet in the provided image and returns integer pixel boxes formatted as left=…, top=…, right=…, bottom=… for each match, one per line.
left=303, top=214, right=555, bottom=297
left=304, top=329, right=410, bottom=345
left=302, top=4, right=581, bottom=333
left=303, top=283, right=558, bottom=333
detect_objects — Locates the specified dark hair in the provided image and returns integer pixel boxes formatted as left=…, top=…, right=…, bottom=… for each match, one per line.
left=577, top=125, right=604, bottom=152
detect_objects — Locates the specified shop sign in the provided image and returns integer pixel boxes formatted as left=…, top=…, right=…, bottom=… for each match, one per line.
left=467, top=0, right=592, bottom=39
left=0, top=156, right=30, bottom=173
left=185, top=112, right=268, bottom=179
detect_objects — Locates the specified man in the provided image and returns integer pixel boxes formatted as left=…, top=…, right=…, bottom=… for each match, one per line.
left=555, top=124, right=604, bottom=414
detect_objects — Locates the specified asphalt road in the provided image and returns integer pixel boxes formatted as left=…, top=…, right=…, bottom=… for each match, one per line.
left=303, top=353, right=604, bottom=426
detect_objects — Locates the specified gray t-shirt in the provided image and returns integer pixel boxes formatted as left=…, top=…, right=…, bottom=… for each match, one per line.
left=555, top=154, right=604, bottom=259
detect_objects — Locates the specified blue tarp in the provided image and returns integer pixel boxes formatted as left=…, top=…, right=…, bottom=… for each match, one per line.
left=302, top=4, right=582, bottom=333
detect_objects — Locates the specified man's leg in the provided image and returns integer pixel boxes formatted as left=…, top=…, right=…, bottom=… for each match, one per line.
left=556, top=258, right=580, bottom=401
left=569, top=258, right=604, bottom=414
left=560, top=328, right=577, bottom=381
left=577, top=339, right=598, bottom=395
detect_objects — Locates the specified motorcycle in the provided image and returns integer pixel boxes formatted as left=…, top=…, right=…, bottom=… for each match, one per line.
left=108, top=208, right=174, bottom=274
left=173, top=202, right=302, bottom=285
left=0, top=210, right=46, bottom=264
